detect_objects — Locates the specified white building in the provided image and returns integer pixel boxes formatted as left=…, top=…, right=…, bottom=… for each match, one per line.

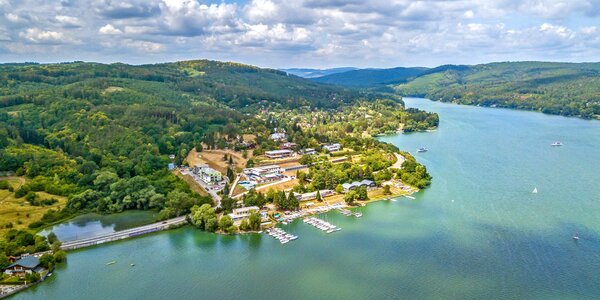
left=270, top=132, right=287, bottom=141
left=301, top=148, right=317, bottom=155
left=265, top=149, right=293, bottom=159
left=293, top=189, right=334, bottom=201
left=199, top=167, right=222, bottom=183
left=322, top=143, right=341, bottom=152
left=229, top=206, right=260, bottom=220
left=243, top=165, right=282, bottom=183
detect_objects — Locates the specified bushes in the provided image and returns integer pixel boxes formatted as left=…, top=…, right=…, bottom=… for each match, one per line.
left=0, top=180, right=10, bottom=190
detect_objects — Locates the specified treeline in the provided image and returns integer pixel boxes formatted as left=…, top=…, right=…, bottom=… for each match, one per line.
left=394, top=61, right=600, bottom=119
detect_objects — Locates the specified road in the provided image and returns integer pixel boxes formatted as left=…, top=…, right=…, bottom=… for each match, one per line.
left=60, top=216, right=187, bottom=250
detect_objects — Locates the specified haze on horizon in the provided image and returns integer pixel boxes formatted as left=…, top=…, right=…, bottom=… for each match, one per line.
left=0, top=0, right=599, bottom=69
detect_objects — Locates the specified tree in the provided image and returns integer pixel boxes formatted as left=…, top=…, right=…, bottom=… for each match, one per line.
left=54, top=250, right=67, bottom=263
left=39, top=253, right=56, bottom=269
left=0, top=252, right=9, bottom=269
left=357, top=186, right=369, bottom=200
left=345, top=191, right=357, bottom=205
left=245, top=158, right=255, bottom=168
left=190, top=204, right=218, bottom=232
left=239, top=219, right=250, bottom=231
left=220, top=196, right=236, bottom=213
left=316, top=190, right=322, bottom=202
left=218, top=215, right=234, bottom=233
left=248, top=212, right=261, bottom=231
left=335, top=184, right=344, bottom=194
left=383, top=184, right=391, bottom=195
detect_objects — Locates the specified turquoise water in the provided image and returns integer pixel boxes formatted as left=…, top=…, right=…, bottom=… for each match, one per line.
left=13, top=98, right=600, bottom=299
left=39, top=211, right=156, bottom=242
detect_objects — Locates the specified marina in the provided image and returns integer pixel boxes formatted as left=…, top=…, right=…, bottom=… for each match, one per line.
left=265, top=228, right=298, bottom=244
left=303, top=217, right=342, bottom=233
left=337, top=208, right=363, bottom=218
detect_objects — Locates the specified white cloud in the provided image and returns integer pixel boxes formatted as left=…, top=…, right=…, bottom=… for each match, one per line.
left=56, top=15, right=82, bottom=27
left=5, top=13, right=19, bottom=22
left=123, top=39, right=164, bottom=52
left=0, top=0, right=600, bottom=67
left=19, top=28, right=70, bottom=44
left=99, top=24, right=123, bottom=35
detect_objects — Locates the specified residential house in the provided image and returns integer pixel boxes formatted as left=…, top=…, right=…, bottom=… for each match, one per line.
left=4, top=256, right=42, bottom=277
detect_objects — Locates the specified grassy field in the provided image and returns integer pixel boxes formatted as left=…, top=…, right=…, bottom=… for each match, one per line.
left=0, top=177, right=67, bottom=238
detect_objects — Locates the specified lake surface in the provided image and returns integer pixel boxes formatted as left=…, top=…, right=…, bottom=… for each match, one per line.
left=39, top=211, right=156, bottom=242
left=13, top=98, right=600, bottom=299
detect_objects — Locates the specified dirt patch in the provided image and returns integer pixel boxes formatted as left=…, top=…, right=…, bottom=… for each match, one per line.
left=186, top=148, right=249, bottom=173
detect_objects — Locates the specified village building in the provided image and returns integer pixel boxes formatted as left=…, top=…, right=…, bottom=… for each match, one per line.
left=243, top=165, right=282, bottom=183
left=265, top=149, right=293, bottom=159
left=342, top=180, right=376, bottom=192
left=293, top=189, right=335, bottom=201
left=228, top=206, right=260, bottom=220
left=199, top=167, right=222, bottom=184
left=4, top=256, right=42, bottom=277
left=280, top=142, right=297, bottom=150
left=322, top=143, right=341, bottom=152
left=269, top=132, right=287, bottom=142
left=300, top=148, right=317, bottom=155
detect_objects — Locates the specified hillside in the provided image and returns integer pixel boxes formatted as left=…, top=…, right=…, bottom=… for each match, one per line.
left=394, top=62, right=600, bottom=119
left=0, top=60, right=435, bottom=230
left=281, top=67, right=358, bottom=78
left=312, top=67, right=428, bottom=87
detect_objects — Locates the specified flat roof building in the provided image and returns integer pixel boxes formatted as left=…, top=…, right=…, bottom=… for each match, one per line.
left=265, top=149, right=293, bottom=159
left=229, top=206, right=260, bottom=220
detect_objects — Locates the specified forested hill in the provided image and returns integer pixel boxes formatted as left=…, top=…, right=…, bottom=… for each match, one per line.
left=0, top=60, right=364, bottom=111
left=394, top=62, right=600, bottom=119
left=312, top=67, right=428, bottom=87
left=0, top=60, right=411, bottom=223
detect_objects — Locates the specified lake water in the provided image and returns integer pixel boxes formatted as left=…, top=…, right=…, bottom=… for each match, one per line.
left=13, top=98, right=600, bottom=299
left=39, top=211, right=156, bottom=242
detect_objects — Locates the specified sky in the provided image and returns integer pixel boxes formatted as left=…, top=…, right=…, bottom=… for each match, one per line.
left=1, top=0, right=600, bottom=68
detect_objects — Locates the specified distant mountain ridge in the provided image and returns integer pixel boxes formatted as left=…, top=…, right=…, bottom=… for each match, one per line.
left=311, top=67, right=429, bottom=87
left=281, top=67, right=358, bottom=78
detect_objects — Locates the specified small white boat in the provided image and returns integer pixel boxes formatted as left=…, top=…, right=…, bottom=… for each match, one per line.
left=551, top=141, right=563, bottom=146
left=404, top=195, right=415, bottom=200
left=106, top=261, right=116, bottom=266
left=532, top=188, right=538, bottom=194
left=573, top=232, right=580, bottom=241
left=416, top=147, right=428, bottom=153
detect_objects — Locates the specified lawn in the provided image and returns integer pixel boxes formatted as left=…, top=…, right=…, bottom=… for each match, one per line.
left=0, top=177, right=67, bottom=238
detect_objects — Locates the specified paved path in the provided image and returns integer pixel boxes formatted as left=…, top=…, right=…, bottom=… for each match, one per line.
left=229, top=174, right=241, bottom=198
left=390, top=153, right=405, bottom=169
left=60, top=216, right=187, bottom=250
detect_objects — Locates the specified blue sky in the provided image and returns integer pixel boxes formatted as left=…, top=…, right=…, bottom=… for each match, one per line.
left=1, top=0, right=599, bottom=68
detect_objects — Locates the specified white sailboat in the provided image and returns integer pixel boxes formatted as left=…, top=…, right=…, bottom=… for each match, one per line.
left=532, top=187, right=538, bottom=194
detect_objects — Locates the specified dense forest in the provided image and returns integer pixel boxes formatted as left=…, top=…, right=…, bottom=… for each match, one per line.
left=393, top=62, right=600, bottom=119
left=312, top=67, right=428, bottom=88
left=0, top=60, right=434, bottom=225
